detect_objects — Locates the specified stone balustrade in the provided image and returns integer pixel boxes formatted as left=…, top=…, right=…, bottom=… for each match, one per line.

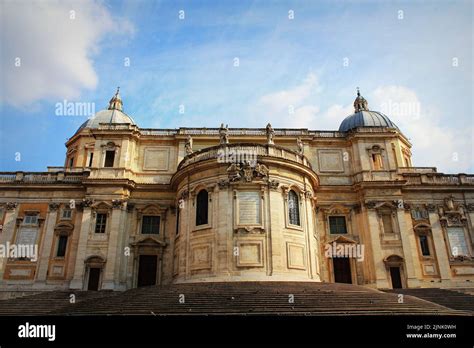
left=178, top=143, right=312, bottom=170
left=0, top=171, right=85, bottom=183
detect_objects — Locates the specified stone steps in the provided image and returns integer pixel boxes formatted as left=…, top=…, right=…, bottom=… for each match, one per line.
left=0, top=282, right=469, bottom=316
left=384, top=288, right=474, bottom=313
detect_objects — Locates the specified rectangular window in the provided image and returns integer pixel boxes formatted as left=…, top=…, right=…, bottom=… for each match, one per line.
left=69, top=157, right=74, bottom=168
left=104, top=150, right=115, bottom=167
left=419, top=235, right=430, bottom=256
left=447, top=227, right=469, bottom=256
left=95, top=213, right=107, bottom=233
left=57, top=235, right=68, bottom=257
left=329, top=216, right=347, bottom=234
left=141, top=215, right=160, bottom=234
left=382, top=214, right=393, bottom=234
left=23, top=215, right=38, bottom=225
left=88, top=152, right=94, bottom=167
left=411, top=209, right=428, bottom=220
left=61, top=209, right=72, bottom=220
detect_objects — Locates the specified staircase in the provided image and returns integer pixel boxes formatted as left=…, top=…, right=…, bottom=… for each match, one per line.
left=0, top=290, right=117, bottom=316
left=0, top=282, right=468, bottom=316
left=384, top=288, right=474, bottom=313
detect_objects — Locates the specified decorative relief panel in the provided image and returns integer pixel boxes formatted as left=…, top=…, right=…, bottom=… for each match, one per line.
left=143, top=147, right=170, bottom=171
left=286, top=242, right=306, bottom=270
left=190, top=244, right=212, bottom=270
left=318, top=150, right=344, bottom=173
left=236, top=241, right=264, bottom=267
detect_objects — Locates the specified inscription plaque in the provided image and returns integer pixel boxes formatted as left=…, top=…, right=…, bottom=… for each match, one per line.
left=238, top=191, right=261, bottom=225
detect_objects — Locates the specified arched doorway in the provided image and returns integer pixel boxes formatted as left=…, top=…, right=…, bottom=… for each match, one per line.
left=131, top=238, right=165, bottom=287
left=384, top=255, right=405, bottom=289
left=84, top=256, right=106, bottom=291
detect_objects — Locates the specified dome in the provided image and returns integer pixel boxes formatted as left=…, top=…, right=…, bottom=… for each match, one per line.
left=338, top=89, right=399, bottom=132
left=75, top=88, right=136, bottom=133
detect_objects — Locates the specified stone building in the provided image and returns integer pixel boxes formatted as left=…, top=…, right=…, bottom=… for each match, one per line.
left=0, top=88, right=473, bottom=295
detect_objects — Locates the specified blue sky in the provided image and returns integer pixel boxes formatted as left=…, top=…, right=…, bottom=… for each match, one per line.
left=0, top=0, right=472, bottom=172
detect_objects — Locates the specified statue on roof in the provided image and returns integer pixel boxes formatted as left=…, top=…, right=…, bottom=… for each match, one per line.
left=185, top=135, right=193, bottom=155
left=266, top=123, right=274, bottom=145
left=219, top=123, right=229, bottom=144
left=297, top=137, right=304, bottom=155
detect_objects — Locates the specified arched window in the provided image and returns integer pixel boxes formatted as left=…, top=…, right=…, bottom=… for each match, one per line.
left=196, top=189, right=209, bottom=226
left=288, top=190, right=300, bottom=226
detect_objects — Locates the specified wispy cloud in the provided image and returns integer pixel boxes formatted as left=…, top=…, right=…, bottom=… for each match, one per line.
left=1, top=0, right=134, bottom=108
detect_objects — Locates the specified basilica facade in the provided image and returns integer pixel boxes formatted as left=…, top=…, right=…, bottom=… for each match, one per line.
left=0, top=89, right=473, bottom=295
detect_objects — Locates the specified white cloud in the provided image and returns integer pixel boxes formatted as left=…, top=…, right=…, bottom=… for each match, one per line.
left=257, top=73, right=321, bottom=127
left=369, top=85, right=472, bottom=173
left=1, top=0, right=134, bottom=108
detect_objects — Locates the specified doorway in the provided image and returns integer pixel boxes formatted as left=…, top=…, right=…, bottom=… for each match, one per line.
left=390, top=266, right=403, bottom=289
left=87, top=267, right=101, bottom=291
left=333, top=257, right=352, bottom=284
left=137, top=255, right=158, bottom=287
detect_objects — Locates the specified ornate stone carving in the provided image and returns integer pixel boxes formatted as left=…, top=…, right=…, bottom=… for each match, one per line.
left=242, top=162, right=254, bottom=182
left=254, top=163, right=269, bottom=178
left=218, top=179, right=230, bottom=189
left=364, top=201, right=377, bottom=209
left=81, top=198, right=93, bottom=208
left=352, top=204, right=361, bottom=214
left=304, top=191, right=313, bottom=199
left=266, top=123, right=274, bottom=145
left=179, top=189, right=189, bottom=200
left=227, top=163, right=242, bottom=182
left=184, top=135, right=193, bottom=155
left=234, top=227, right=265, bottom=234
left=267, top=180, right=280, bottom=190
left=219, top=123, right=229, bottom=144
left=425, top=204, right=437, bottom=212
left=438, top=196, right=467, bottom=227
left=48, top=203, right=60, bottom=211
left=112, top=199, right=125, bottom=209
left=6, top=202, right=18, bottom=211
left=227, top=161, right=268, bottom=183
left=465, top=203, right=474, bottom=212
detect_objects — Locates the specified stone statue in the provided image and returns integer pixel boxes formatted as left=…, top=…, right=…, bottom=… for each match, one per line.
left=296, top=137, right=304, bottom=155
left=227, top=162, right=241, bottom=182
left=254, top=163, right=269, bottom=178
left=219, top=123, right=229, bottom=144
left=266, top=123, right=274, bottom=145
left=185, top=135, right=193, bottom=155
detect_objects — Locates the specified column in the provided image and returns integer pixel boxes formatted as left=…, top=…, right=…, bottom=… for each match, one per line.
left=102, top=200, right=126, bottom=290
left=428, top=211, right=451, bottom=281
left=397, top=208, right=421, bottom=287
left=366, top=207, right=390, bottom=288
left=34, top=203, right=59, bottom=285
left=70, top=205, right=92, bottom=290
left=0, top=202, right=19, bottom=280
